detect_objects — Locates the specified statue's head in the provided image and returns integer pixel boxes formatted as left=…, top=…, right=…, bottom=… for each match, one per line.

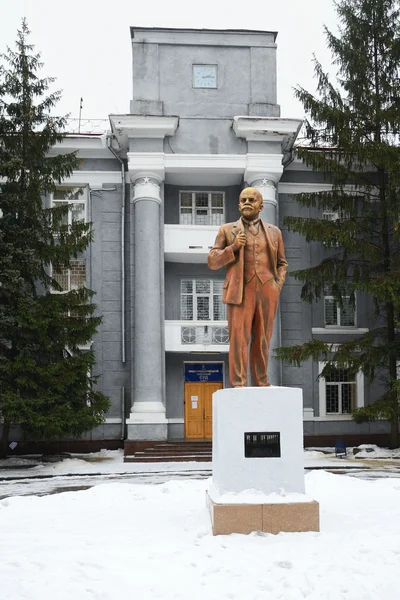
left=238, top=187, right=263, bottom=221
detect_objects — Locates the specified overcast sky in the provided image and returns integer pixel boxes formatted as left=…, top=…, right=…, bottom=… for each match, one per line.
left=0, top=0, right=339, bottom=122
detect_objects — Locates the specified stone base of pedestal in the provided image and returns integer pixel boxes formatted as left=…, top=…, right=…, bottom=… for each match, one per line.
left=206, top=492, right=320, bottom=536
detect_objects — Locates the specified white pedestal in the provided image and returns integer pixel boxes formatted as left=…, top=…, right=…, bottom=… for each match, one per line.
left=212, top=386, right=305, bottom=496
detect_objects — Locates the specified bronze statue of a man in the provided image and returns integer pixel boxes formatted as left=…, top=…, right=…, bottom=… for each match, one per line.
left=208, top=187, right=288, bottom=388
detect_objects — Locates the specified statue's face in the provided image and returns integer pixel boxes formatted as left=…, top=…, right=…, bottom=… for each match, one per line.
left=238, top=188, right=263, bottom=221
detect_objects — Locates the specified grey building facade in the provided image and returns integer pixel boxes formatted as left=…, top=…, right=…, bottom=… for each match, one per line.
left=8, top=26, right=391, bottom=450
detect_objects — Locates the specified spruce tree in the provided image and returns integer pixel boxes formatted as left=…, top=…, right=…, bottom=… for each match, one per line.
left=275, top=0, right=400, bottom=447
left=0, top=20, right=110, bottom=457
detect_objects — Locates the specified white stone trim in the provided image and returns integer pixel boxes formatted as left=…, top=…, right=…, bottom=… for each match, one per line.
left=107, top=417, right=185, bottom=425
left=303, top=407, right=315, bottom=420
left=279, top=182, right=333, bottom=194
left=127, top=401, right=168, bottom=424
left=312, top=328, right=369, bottom=335
left=48, top=134, right=111, bottom=158
left=233, top=116, right=303, bottom=142
left=278, top=182, right=358, bottom=194
left=125, top=152, right=297, bottom=188
left=59, top=171, right=122, bottom=187
left=164, top=153, right=246, bottom=173
left=110, top=115, right=179, bottom=139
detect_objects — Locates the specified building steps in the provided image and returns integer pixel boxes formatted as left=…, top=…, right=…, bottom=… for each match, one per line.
left=124, top=441, right=212, bottom=463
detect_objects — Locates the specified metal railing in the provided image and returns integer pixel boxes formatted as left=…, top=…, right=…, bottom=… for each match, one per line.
left=181, top=324, right=229, bottom=345
left=64, top=118, right=109, bottom=135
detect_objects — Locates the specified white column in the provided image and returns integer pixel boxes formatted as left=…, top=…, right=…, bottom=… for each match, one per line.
left=127, top=174, right=167, bottom=440
left=246, top=177, right=278, bottom=224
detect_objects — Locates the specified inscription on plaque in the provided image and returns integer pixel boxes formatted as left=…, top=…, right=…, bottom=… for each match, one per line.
left=244, top=432, right=281, bottom=458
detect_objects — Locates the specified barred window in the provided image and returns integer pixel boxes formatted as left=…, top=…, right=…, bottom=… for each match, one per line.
left=179, top=191, right=224, bottom=226
left=322, top=210, right=350, bottom=221
left=324, top=295, right=355, bottom=327
left=52, top=187, right=87, bottom=227
left=325, top=368, right=356, bottom=415
left=52, top=259, right=86, bottom=292
left=180, top=279, right=226, bottom=321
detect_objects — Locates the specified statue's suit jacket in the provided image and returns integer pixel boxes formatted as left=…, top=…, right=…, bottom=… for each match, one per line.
left=208, top=218, right=288, bottom=305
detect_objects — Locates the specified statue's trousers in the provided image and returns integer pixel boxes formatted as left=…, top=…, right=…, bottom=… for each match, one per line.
left=227, top=276, right=280, bottom=387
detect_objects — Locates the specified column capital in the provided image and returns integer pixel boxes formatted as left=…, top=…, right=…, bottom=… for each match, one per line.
left=249, top=178, right=277, bottom=208
left=132, top=176, right=161, bottom=205
left=127, top=152, right=166, bottom=184
left=244, top=153, right=284, bottom=186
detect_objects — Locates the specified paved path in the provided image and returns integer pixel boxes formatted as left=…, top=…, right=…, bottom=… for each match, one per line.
left=1, top=463, right=400, bottom=499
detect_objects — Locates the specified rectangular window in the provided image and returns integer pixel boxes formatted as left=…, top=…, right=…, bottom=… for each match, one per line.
left=179, top=191, right=224, bottom=226
left=325, top=367, right=356, bottom=415
left=52, top=259, right=86, bottom=292
left=180, top=279, right=226, bottom=321
left=51, top=187, right=87, bottom=226
left=324, top=295, right=355, bottom=327
left=319, top=360, right=364, bottom=418
left=322, top=210, right=350, bottom=222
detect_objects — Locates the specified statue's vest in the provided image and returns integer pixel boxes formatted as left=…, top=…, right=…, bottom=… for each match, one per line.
left=243, top=226, right=274, bottom=284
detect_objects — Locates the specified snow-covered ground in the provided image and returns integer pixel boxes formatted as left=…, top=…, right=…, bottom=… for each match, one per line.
left=1, top=469, right=400, bottom=600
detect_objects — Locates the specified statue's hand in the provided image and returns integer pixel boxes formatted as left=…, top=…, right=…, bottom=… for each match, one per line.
left=232, top=232, right=247, bottom=251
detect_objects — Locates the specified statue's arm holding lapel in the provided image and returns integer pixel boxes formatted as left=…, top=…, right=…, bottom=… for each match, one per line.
left=208, top=224, right=238, bottom=270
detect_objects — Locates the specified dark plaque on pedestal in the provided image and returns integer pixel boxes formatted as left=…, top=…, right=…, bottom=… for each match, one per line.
left=244, top=432, right=281, bottom=458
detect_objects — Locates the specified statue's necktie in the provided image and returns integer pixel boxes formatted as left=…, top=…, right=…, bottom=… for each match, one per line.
left=248, top=222, right=259, bottom=236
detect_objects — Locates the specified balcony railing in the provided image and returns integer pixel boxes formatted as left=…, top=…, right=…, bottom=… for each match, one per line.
left=165, top=320, right=229, bottom=352
left=181, top=324, right=229, bottom=345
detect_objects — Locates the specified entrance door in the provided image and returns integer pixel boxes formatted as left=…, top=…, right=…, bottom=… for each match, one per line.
left=184, top=381, right=223, bottom=439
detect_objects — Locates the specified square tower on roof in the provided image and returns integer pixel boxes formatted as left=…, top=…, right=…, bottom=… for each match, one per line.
left=130, top=27, right=280, bottom=119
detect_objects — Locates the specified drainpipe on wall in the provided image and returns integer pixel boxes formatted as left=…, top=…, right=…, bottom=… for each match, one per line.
left=107, top=135, right=127, bottom=442
left=121, top=386, right=125, bottom=441
left=106, top=135, right=126, bottom=365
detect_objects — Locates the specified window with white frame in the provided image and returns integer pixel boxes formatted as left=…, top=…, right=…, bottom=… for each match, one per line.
left=319, top=362, right=364, bottom=417
left=324, top=293, right=356, bottom=327
left=51, top=187, right=87, bottom=226
left=52, top=259, right=86, bottom=293
left=179, top=191, right=224, bottom=226
left=322, top=209, right=350, bottom=222
left=180, top=279, right=226, bottom=321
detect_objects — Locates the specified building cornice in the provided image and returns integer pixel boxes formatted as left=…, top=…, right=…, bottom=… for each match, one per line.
left=109, top=114, right=179, bottom=141
left=48, top=134, right=112, bottom=159
left=233, top=116, right=303, bottom=147
left=164, top=153, right=246, bottom=172
left=278, top=182, right=357, bottom=194
left=126, top=152, right=290, bottom=186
